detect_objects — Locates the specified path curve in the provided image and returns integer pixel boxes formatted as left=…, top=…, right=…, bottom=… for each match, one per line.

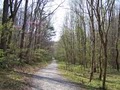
left=32, top=60, right=84, bottom=90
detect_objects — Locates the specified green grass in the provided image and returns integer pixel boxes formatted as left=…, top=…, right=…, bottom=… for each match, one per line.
left=58, top=62, right=120, bottom=90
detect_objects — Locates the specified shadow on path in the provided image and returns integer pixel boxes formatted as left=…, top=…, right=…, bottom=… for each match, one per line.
left=14, top=71, right=99, bottom=90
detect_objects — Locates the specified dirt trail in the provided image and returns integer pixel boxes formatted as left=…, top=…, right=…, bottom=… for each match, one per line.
left=32, top=60, right=84, bottom=90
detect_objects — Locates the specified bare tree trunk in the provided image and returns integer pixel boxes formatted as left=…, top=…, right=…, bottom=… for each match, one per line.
left=19, top=0, right=28, bottom=60
left=26, top=0, right=35, bottom=55
left=87, top=0, right=96, bottom=82
left=99, top=44, right=102, bottom=80
left=0, top=0, right=9, bottom=51
left=102, top=42, right=108, bottom=89
left=8, top=0, right=22, bottom=47
left=115, top=9, right=120, bottom=71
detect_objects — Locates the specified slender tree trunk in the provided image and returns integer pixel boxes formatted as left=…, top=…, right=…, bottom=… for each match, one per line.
left=89, top=39, right=95, bottom=82
left=102, top=43, right=108, bottom=90
left=26, top=0, right=34, bottom=55
left=89, top=0, right=96, bottom=82
left=115, top=9, right=120, bottom=71
left=7, top=0, right=22, bottom=46
left=19, top=0, right=28, bottom=60
left=0, top=0, right=9, bottom=51
left=115, top=45, right=119, bottom=71
left=99, top=44, right=102, bottom=80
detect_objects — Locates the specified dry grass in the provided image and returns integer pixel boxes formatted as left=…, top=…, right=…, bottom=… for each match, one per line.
left=0, top=61, right=49, bottom=90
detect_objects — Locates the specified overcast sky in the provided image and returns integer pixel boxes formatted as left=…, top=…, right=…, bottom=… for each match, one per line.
left=51, top=0, right=69, bottom=41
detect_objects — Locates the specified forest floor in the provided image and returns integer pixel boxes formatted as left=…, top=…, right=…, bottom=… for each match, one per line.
left=59, top=62, right=120, bottom=90
left=0, top=61, right=119, bottom=90
left=31, top=60, right=84, bottom=90
left=0, top=62, right=48, bottom=90
left=0, top=60, right=86, bottom=90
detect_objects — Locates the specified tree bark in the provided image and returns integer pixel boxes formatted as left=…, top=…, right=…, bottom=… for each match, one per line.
left=0, top=0, right=9, bottom=51
left=115, top=9, right=120, bottom=71
left=87, top=0, right=96, bottom=82
left=99, top=44, right=102, bottom=80
left=19, top=0, right=28, bottom=60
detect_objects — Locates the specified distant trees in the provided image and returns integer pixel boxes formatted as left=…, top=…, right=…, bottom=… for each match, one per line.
left=94, top=0, right=115, bottom=89
left=55, top=0, right=120, bottom=89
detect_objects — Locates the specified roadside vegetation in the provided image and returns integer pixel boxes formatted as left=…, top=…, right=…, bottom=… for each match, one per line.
left=58, top=62, right=120, bottom=90
left=0, top=0, right=57, bottom=89
left=0, top=62, right=47, bottom=90
left=55, top=0, right=120, bottom=90
left=0, top=49, right=51, bottom=90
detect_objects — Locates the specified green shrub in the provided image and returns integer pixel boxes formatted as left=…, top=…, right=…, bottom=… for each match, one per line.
left=34, top=49, right=52, bottom=62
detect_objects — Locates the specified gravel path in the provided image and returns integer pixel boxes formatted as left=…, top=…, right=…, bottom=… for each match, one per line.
left=31, top=60, right=84, bottom=90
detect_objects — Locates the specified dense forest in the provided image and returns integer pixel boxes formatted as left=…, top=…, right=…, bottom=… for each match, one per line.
left=0, top=0, right=57, bottom=89
left=0, top=0, right=57, bottom=67
left=55, top=0, right=120, bottom=90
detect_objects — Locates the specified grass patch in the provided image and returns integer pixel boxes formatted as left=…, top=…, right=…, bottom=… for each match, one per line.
left=58, top=62, right=120, bottom=90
